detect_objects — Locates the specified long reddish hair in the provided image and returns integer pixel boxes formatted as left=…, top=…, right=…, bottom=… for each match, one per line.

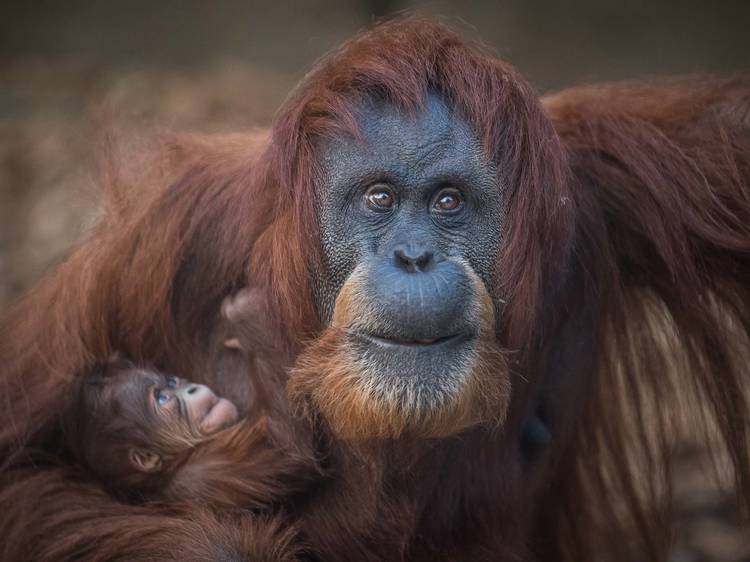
left=544, top=76, right=750, bottom=559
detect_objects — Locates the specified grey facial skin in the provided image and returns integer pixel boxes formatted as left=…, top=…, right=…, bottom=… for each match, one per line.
left=313, top=93, right=505, bottom=396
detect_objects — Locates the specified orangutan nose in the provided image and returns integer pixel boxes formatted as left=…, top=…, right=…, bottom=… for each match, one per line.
left=393, top=242, right=437, bottom=273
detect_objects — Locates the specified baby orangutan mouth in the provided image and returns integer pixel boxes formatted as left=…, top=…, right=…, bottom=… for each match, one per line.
left=199, top=396, right=240, bottom=434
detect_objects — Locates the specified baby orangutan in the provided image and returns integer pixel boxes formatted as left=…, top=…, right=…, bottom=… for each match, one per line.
left=63, top=289, right=318, bottom=510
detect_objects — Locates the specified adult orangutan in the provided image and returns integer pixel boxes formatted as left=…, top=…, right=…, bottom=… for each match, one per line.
left=1, top=18, right=749, bottom=562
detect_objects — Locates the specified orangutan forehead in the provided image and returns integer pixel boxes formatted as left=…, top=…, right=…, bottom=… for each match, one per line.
left=317, top=93, right=497, bottom=196
left=355, top=92, right=463, bottom=142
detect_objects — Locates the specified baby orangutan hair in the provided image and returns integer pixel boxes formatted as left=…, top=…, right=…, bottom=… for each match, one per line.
left=62, top=289, right=319, bottom=509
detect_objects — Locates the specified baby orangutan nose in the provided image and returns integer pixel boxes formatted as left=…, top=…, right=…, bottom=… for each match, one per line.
left=178, top=381, right=239, bottom=435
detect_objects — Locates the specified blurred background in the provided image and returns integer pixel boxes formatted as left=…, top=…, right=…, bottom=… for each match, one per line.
left=1, top=1, right=749, bottom=560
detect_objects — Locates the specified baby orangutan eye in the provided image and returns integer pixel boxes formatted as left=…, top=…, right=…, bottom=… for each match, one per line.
left=166, top=376, right=178, bottom=389
left=155, top=390, right=171, bottom=406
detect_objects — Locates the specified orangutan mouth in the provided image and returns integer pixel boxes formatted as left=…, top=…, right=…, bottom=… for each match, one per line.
left=360, top=333, right=467, bottom=348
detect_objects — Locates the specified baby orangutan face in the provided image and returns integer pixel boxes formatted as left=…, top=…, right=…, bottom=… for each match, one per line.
left=115, top=369, right=241, bottom=472
left=66, top=363, right=241, bottom=491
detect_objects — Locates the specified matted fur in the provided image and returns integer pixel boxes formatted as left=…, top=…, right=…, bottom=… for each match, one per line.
left=0, top=18, right=747, bottom=562
left=0, top=468, right=301, bottom=561
left=166, top=417, right=321, bottom=510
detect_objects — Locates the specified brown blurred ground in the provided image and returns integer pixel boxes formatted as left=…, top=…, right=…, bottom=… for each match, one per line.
left=0, top=2, right=748, bottom=560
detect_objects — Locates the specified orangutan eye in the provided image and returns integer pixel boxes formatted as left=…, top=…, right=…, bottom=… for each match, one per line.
left=166, top=376, right=178, bottom=389
left=364, top=184, right=395, bottom=211
left=432, top=188, right=464, bottom=213
left=155, top=390, right=171, bottom=406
